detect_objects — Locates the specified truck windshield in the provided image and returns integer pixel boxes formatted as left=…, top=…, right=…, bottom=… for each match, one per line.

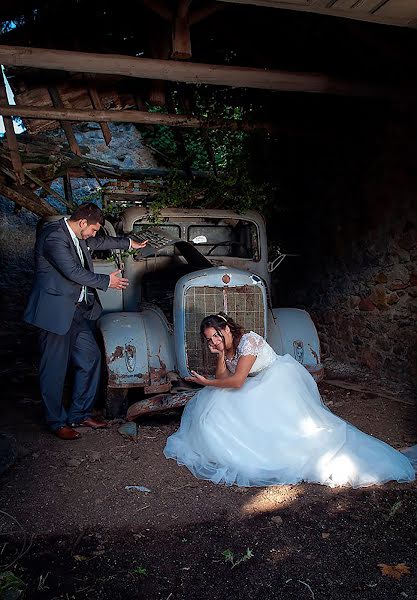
left=188, top=220, right=258, bottom=259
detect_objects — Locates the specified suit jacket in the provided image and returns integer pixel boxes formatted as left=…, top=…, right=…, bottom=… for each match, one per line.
left=24, top=218, right=130, bottom=335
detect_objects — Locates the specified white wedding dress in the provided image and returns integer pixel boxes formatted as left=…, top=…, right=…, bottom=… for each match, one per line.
left=164, top=332, right=415, bottom=488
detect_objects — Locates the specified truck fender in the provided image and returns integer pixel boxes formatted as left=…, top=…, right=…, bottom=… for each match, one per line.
left=267, top=308, right=324, bottom=381
left=97, top=306, right=176, bottom=390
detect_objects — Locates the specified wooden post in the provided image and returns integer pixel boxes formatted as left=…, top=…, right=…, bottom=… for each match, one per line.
left=172, top=0, right=192, bottom=59
left=48, top=86, right=82, bottom=156
left=0, top=71, right=25, bottom=185
left=63, top=173, right=74, bottom=207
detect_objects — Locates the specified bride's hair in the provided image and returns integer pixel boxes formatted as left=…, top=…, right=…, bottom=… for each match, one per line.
left=200, top=312, right=244, bottom=353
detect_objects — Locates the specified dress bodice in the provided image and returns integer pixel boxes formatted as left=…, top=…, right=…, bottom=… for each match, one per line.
left=225, top=331, right=277, bottom=375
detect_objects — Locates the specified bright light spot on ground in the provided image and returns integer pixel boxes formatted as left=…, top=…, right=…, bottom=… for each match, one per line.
left=240, top=485, right=300, bottom=516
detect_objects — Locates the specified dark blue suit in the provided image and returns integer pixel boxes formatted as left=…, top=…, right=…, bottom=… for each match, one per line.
left=24, top=218, right=130, bottom=430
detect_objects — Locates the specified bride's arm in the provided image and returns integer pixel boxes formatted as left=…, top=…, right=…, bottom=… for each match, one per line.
left=215, top=350, right=229, bottom=380
left=188, top=354, right=256, bottom=389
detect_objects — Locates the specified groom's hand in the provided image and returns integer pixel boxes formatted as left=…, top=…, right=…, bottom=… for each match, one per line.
left=109, top=270, right=129, bottom=290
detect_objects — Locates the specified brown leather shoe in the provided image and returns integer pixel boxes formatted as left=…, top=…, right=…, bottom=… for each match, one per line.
left=77, top=417, right=108, bottom=429
left=54, top=426, right=81, bottom=440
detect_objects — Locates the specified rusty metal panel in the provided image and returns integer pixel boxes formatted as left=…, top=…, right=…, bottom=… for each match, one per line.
left=267, top=307, right=322, bottom=370
left=98, top=307, right=175, bottom=388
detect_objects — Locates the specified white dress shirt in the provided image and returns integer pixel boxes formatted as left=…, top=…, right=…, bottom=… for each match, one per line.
left=64, top=218, right=87, bottom=303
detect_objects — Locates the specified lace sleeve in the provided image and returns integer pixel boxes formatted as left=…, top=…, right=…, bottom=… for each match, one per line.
left=238, top=332, right=265, bottom=357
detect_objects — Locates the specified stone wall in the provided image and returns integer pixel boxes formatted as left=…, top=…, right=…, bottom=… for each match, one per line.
left=275, top=116, right=417, bottom=385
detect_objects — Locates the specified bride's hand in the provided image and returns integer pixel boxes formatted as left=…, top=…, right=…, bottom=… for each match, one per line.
left=185, top=370, right=210, bottom=385
left=208, top=345, right=224, bottom=355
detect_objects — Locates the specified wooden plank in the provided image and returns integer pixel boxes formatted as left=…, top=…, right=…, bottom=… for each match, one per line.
left=0, top=72, right=25, bottom=185
left=0, top=104, right=275, bottom=129
left=0, top=45, right=402, bottom=96
left=0, top=181, right=58, bottom=216
left=323, top=379, right=416, bottom=406
left=48, top=86, right=82, bottom=156
left=217, top=0, right=417, bottom=27
left=85, top=74, right=112, bottom=145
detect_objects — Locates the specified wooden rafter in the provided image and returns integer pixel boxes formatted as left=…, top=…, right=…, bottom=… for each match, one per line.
left=0, top=104, right=273, bottom=130
left=0, top=181, right=58, bottom=217
left=48, top=86, right=81, bottom=156
left=0, top=71, right=24, bottom=185
left=85, top=73, right=112, bottom=145
left=0, top=45, right=404, bottom=97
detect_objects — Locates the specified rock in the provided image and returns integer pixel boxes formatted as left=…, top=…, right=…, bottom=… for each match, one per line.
left=125, top=485, right=151, bottom=493
left=358, top=297, right=376, bottom=312
left=375, top=272, right=388, bottom=284
left=118, top=422, right=138, bottom=440
left=271, top=515, right=283, bottom=526
left=66, top=458, right=83, bottom=468
left=350, top=295, right=361, bottom=308
left=387, top=293, right=400, bottom=305
left=88, top=451, right=102, bottom=462
left=370, top=285, right=387, bottom=307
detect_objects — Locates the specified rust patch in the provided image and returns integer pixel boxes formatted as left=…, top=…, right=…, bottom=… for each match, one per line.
left=144, top=382, right=171, bottom=394
left=305, top=364, right=325, bottom=382
left=149, top=365, right=168, bottom=384
left=308, top=343, right=320, bottom=365
left=109, top=346, right=124, bottom=363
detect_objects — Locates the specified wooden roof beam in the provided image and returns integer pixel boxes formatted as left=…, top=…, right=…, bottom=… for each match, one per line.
left=48, top=86, right=82, bottom=156
left=0, top=181, right=58, bottom=217
left=0, top=45, right=405, bottom=97
left=85, top=73, right=112, bottom=145
left=0, top=104, right=273, bottom=130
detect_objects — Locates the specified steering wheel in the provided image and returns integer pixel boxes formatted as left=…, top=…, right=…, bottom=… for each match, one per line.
left=206, top=241, right=248, bottom=256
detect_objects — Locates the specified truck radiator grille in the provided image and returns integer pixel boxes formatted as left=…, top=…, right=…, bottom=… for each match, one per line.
left=184, top=285, right=265, bottom=376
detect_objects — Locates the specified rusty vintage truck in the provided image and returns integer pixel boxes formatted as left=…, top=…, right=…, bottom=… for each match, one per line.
left=91, top=205, right=323, bottom=419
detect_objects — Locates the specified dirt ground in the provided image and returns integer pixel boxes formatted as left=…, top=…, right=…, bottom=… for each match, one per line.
left=1, top=322, right=417, bottom=600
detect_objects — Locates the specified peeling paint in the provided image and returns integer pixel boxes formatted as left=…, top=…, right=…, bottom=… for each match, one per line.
left=308, top=343, right=320, bottom=365
left=109, top=345, right=124, bottom=362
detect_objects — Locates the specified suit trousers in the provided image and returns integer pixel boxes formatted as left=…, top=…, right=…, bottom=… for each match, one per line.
left=38, top=303, right=101, bottom=430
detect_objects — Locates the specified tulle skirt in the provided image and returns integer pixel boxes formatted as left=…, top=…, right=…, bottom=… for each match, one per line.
left=164, top=355, right=415, bottom=488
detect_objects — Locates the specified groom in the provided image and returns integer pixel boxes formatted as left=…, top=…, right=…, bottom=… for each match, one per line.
left=24, top=202, right=147, bottom=440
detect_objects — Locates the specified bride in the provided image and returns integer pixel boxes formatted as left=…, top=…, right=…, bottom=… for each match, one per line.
left=164, top=313, right=415, bottom=488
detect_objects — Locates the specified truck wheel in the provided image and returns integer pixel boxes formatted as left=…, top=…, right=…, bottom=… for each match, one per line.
left=105, top=387, right=128, bottom=419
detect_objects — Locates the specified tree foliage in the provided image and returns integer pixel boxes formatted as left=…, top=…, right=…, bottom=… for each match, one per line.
left=139, top=88, right=274, bottom=217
